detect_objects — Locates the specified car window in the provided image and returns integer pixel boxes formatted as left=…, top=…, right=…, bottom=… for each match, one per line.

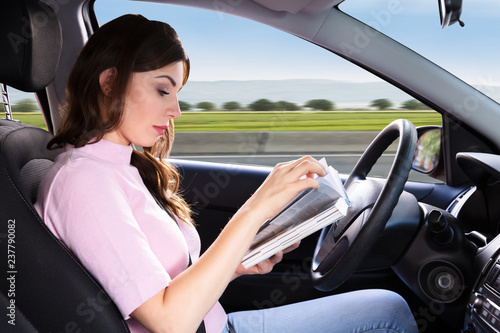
left=1, top=89, right=45, bottom=129
left=93, top=0, right=444, bottom=183
left=0, top=1, right=432, bottom=186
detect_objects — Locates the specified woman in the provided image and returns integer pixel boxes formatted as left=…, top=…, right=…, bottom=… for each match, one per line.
left=35, top=14, right=418, bottom=333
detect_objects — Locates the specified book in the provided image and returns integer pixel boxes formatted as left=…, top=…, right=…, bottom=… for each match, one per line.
left=241, top=158, right=351, bottom=269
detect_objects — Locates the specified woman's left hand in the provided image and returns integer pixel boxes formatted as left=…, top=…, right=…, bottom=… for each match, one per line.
left=233, top=241, right=300, bottom=278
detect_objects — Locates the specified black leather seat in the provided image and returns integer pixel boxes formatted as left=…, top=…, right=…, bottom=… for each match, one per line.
left=0, top=1, right=129, bottom=331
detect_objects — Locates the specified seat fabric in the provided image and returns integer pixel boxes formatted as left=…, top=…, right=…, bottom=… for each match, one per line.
left=0, top=0, right=62, bottom=91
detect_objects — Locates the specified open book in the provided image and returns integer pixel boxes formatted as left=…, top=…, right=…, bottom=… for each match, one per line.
left=242, top=158, right=351, bottom=269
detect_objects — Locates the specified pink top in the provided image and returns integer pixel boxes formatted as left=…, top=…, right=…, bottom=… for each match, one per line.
left=35, top=139, right=227, bottom=333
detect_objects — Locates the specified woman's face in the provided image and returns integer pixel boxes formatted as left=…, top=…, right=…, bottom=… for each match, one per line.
left=103, top=61, right=184, bottom=147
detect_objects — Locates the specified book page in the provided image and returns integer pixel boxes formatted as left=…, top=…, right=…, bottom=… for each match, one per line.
left=249, top=175, right=341, bottom=249
left=248, top=158, right=346, bottom=250
left=242, top=196, right=349, bottom=268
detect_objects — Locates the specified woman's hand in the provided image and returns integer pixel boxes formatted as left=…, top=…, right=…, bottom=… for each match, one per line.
left=241, top=156, right=327, bottom=223
left=233, top=241, right=301, bottom=279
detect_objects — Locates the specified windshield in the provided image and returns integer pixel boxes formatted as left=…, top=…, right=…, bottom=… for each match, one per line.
left=340, top=1, right=500, bottom=104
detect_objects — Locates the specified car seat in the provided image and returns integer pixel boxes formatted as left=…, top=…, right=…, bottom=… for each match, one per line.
left=0, top=0, right=129, bottom=331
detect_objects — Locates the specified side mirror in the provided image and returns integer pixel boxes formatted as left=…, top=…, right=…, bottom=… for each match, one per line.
left=413, top=127, right=444, bottom=181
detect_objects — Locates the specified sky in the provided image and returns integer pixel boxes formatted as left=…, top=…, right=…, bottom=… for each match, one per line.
left=93, top=0, right=500, bottom=87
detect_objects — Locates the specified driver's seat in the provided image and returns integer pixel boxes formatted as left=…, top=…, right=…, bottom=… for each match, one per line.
left=0, top=1, right=129, bottom=331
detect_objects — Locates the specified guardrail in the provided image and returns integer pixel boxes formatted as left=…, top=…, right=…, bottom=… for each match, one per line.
left=171, top=131, right=396, bottom=155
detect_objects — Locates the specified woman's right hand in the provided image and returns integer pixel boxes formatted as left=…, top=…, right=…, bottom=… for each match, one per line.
left=241, top=155, right=327, bottom=224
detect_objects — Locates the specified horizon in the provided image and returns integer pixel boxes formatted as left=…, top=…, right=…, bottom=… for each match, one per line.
left=7, top=78, right=500, bottom=110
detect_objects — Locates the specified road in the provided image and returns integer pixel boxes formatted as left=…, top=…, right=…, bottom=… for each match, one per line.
left=170, top=131, right=434, bottom=182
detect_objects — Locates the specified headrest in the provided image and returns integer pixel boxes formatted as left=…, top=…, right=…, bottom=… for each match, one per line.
left=0, top=0, right=62, bottom=92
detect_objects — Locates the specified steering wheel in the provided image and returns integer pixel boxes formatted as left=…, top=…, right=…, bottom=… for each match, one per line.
left=311, top=119, right=417, bottom=291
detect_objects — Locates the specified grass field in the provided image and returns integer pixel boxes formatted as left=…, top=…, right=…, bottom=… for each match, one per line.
left=12, top=113, right=48, bottom=130
left=13, top=110, right=441, bottom=132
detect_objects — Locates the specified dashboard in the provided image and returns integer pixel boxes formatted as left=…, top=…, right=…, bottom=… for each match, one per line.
left=465, top=248, right=500, bottom=333
left=393, top=152, right=500, bottom=332
left=453, top=153, right=500, bottom=332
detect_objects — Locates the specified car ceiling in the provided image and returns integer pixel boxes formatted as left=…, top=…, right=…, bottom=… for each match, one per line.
left=142, top=0, right=345, bottom=15
left=251, top=0, right=343, bottom=14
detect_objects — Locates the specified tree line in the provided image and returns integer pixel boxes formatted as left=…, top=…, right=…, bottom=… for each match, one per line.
left=2, top=98, right=431, bottom=113
left=181, top=98, right=431, bottom=111
left=1, top=99, right=40, bottom=112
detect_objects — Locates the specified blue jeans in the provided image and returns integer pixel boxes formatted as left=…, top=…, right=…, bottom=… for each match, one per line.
left=221, top=289, right=418, bottom=333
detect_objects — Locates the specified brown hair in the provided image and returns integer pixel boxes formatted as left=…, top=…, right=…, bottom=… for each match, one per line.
left=48, top=14, right=193, bottom=224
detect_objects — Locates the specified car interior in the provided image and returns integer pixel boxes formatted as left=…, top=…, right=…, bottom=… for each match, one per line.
left=2, top=0, right=500, bottom=332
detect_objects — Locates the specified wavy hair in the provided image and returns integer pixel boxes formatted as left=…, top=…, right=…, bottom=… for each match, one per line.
left=48, top=14, right=193, bottom=224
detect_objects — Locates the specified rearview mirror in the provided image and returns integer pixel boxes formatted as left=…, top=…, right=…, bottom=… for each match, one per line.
left=413, top=128, right=441, bottom=174
left=438, top=0, right=464, bottom=28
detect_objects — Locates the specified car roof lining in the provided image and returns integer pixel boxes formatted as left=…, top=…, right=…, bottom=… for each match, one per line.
left=139, top=0, right=344, bottom=15
left=232, top=0, right=344, bottom=14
